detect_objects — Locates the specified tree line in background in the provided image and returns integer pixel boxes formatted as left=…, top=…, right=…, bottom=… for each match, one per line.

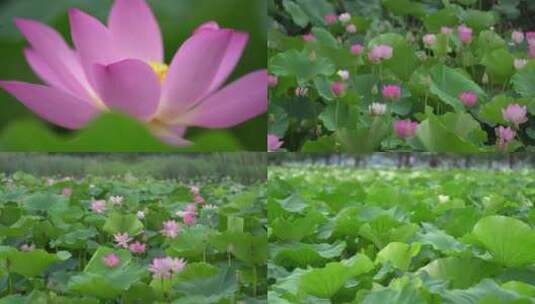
left=269, top=153, right=533, bottom=169
left=0, top=153, right=266, bottom=183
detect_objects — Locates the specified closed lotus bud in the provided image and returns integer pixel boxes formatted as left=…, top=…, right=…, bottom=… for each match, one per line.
left=331, top=81, right=346, bottom=97
left=338, top=13, right=351, bottom=23
left=369, top=102, right=387, bottom=116
left=337, top=70, right=350, bottom=80
left=422, top=34, right=436, bottom=46
left=309, top=51, right=317, bottom=61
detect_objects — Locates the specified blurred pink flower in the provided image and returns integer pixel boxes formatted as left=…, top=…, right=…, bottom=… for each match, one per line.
left=495, top=126, right=516, bottom=151
left=268, top=75, right=278, bottom=88
left=62, top=187, right=72, bottom=196
left=394, top=119, right=418, bottom=139
left=502, top=104, right=528, bottom=127
left=422, top=34, right=436, bottom=46
left=512, top=31, right=524, bottom=44
left=382, top=85, right=401, bottom=101
left=346, top=24, right=357, bottom=33
left=148, top=257, right=186, bottom=279
left=185, top=203, right=197, bottom=213
left=102, top=253, right=120, bottom=268
left=441, top=27, right=452, bottom=35
left=458, top=25, right=473, bottom=44
left=182, top=212, right=197, bottom=225
left=303, top=33, right=316, bottom=42
left=90, top=200, right=107, bottom=214
left=128, top=241, right=146, bottom=254
left=526, top=32, right=535, bottom=45
left=529, top=45, right=535, bottom=58
left=113, top=232, right=132, bottom=248
left=351, top=44, right=364, bottom=55
left=268, top=134, right=283, bottom=152
left=459, top=91, right=478, bottom=107
left=368, top=45, right=393, bottom=63
left=0, top=0, right=267, bottom=145
left=331, top=81, right=346, bottom=97
left=161, top=220, right=180, bottom=239
left=324, top=13, right=337, bottom=25
left=20, top=244, right=35, bottom=252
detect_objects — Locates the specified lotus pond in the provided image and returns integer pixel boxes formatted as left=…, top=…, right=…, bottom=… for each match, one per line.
left=268, top=166, right=535, bottom=303
left=0, top=172, right=267, bottom=303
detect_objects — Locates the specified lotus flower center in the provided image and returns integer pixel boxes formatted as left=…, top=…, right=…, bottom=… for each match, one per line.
left=148, top=62, right=169, bottom=82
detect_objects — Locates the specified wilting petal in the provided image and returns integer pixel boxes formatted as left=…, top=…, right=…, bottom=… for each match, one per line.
left=158, top=29, right=236, bottom=121
left=14, top=18, right=91, bottom=100
left=108, top=0, right=163, bottom=62
left=92, top=59, right=160, bottom=121
left=173, top=70, right=267, bottom=128
left=69, top=8, right=118, bottom=83
left=0, top=81, right=98, bottom=129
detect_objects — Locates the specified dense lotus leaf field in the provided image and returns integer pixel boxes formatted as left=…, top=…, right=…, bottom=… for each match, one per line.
left=0, top=172, right=267, bottom=303
left=268, top=0, right=535, bottom=152
left=268, top=166, right=535, bottom=303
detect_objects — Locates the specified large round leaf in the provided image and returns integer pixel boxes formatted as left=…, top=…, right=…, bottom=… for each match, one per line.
left=472, top=215, right=535, bottom=267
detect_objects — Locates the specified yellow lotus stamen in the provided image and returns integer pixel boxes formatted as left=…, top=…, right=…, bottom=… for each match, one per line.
left=148, top=62, right=169, bottom=83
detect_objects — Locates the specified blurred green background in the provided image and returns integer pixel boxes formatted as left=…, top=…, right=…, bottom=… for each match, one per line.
left=0, top=0, right=267, bottom=151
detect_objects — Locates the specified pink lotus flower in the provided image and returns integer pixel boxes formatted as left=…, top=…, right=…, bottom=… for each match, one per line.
left=331, top=81, right=346, bottom=97
left=303, top=33, right=316, bottom=42
left=368, top=45, right=393, bottom=63
left=351, top=44, right=364, bottom=55
left=529, top=45, right=535, bottom=59
left=324, top=14, right=338, bottom=25
left=422, top=34, right=436, bottom=46
left=268, top=75, right=278, bottom=88
left=268, top=134, right=283, bottom=152
left=495, top=126, right=516, bottom=151
left=128, top=241, right=146, bottom=254
left=102, top=253, right=120, bottom=268
left=459, top=91, right=478, bottom=107
left=458, top=25, right=473, bottom=44
left=0, top=0, right=267, bottom=145
left=346, top=24, right=357, bottom=34
left=90, top=200, right=107, bottom=214
left=394, top=119, right=418, bottom=139
left=512, top=31, right=524, bottom=44
left=20, top=244, right=35, bottom=252
left=502, top=104, right=528, bottom=127
left=526, top=32, right=535, bottom=45
left=382, top=85, right=401, bottom=101
left=62, top=187, right=72, bottom=197
left=182, top=212, right=197, bottom=225
left=113, top=232, right=132, bottom=248
left=161, top=220, right=180, bottom=239
left=193, top=193, right=205, bottom=204
left=441, top=27, right=452, bottom=35
left=148, top=256, right=186, bottom=279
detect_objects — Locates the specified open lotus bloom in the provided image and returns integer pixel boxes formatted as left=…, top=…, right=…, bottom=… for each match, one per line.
left=0, top=0, right=267, bottom=145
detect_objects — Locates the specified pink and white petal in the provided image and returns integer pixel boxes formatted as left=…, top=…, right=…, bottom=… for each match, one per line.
left=92, top=59, right=160, bottom=121
left=158, top=29, right=235, bottom=121
left=173, top=70, right=267, bottom=128
left=108, top=0, right=163, bottom=62
left=0, top=81, right=99, bottom=129
left=205, top=31, right=249, bottom=97
left=68, top=8, right=119, bottom=83
left=193, top=21, right=220, bottom=35
left=148, top=123, right=191, bottom=146
left=14, top=18, right=91, bottom=100
left=24, top=48, right=67, bottom=91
